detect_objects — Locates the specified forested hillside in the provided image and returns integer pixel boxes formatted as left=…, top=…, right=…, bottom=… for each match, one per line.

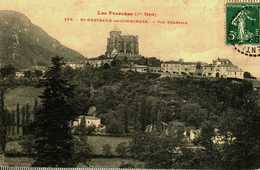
left=4, top=64, right=260, bottom=169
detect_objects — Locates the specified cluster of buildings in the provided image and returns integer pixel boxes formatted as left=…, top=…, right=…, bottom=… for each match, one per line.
left=12, top=29, right=244, bottom=81
left=15, top=66, right=47, bottom=79
left=161, top=58, right=244, bottom=79
left=5, top=29, right=247, bottom=81
left=87, top=55, right=245, bottom=80
left=83, top=29, right=245, bottom=79
left=145, top=121, right=235, bottom=145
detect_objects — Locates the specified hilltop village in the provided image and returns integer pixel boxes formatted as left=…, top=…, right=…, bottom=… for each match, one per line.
left=86, top=29, right=245, bottom=79
left=10, top=29, right=246, bottom=80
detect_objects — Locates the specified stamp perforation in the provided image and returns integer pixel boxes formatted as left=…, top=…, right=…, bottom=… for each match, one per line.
left=226, top=0, right=260, bottom=3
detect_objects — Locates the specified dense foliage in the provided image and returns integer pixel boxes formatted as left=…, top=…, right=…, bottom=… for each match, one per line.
left=128, top=78, right=260, bottom=169
left=29, top=62, right=260, bottom=169
left=32, top=56, right=79, bottom=167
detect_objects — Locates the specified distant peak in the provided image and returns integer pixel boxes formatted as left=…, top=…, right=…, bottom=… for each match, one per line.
left=0, top=10, right=27, bottom=17
left=0, top=10, right=31, bottom=24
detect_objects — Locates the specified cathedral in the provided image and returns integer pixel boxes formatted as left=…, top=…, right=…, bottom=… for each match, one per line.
left=105, top=29, right=141, bottom=59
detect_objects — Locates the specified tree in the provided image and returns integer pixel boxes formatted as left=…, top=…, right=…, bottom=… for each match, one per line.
left=63, top=66, right=76, bottom=80
left=195, top=62, right=203, bottom=76
left=34, top=70, right=43, bottom=78
left=119, top=162, right=135, bottom=168
left=116, top=103, right=129, bottom=133
left=178, top=103, right=207, bottom=128
left=0, top=89, right=7, bottom=152
left=20, top=135, right=34, bottom=155
left=73, top=136, right=92, bottom=166
left=74, top=124, right=96, bottom=136
left=24, top=70, right=33, bottom=80
left=105, top=111, right=124, bottom=134
left=129, top=133, right=196, bottom=169
left=102, top=144, right=112, bottom=157
left=243, top=71, right=255, bottom=79
left=138, top=96, right=160, bottom=132
left=115, top=142, right=128, bottom=157
left=218, top=82, right=260, bottom=169
left=32, top=56, right=77, bottom=167
left=0, top=64, right=16, bottom=79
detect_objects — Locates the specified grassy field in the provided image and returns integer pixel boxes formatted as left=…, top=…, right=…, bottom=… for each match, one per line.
left=89, top=158, right=144, bottom=168
left=2, top=156, right=144, bottom=168
left=3, top=136, right=135, bottom=167
left=3, top=135, right=141, bottom=168
left=88, top=136, right=132, bottom=156
left=3, top=156, right=32, bottom=167
left=5, top=86, right=42, bottom=111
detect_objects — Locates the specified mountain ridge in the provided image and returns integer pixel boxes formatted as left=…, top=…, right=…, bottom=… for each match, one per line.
left=0, top=10, right=85, bottom=69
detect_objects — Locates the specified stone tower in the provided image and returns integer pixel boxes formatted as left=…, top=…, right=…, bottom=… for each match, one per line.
left=106, top=29, right=139, bottom=58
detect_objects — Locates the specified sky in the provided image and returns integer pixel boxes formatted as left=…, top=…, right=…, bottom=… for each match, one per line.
left=0, top=0, right=260, bottom=76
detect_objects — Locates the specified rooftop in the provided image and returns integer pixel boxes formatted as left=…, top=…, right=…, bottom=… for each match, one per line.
left=162, top=60, right=197, bottom=65
left=79, top=115, right=100, bottom=120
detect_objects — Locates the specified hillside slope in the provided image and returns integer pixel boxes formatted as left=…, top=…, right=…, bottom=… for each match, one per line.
left=0, top=10, right=84, bottom=68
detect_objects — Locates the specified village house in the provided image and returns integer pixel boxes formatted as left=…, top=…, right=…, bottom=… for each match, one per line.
left=15, top=71, right=25, bottom=79
left=161, top=60, right=182, bottom=75
left=73, top=115, right=101, bottom=128
left=30, top=66, right=47, bottom=73
left=197, top=59, right=244, bottom=79
left=145, top=122, right=200, bottom=144
left=211, top=128, right=236, bottom=145
left=148, top=66, right=161, bottom=73
left=211, top=58, right=244, bottom=79
left=128, top=64, right=147, bottom=73
left=121, top=63, right=160, bottom=74
left=120, top=63, right=147, bottom=73
left=87, top=56, right=114, bottom=68
left=161, top=58, right=244, bottom=79
left=161, top=59, right=197, bottom=76
left=15, top=66, right=47, bottom=79
left=180, top=61, right=197, bottom=76
left=200, top=64, right=215, bottom=77
left=65, top=62, right=84, bottom=69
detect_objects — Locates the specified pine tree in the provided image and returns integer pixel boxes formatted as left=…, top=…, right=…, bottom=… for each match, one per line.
left=32, top=56, right=76, bottom=167
left=0, top=89, right=7, bottom=152
left=16, top=104, right=20, bottom=136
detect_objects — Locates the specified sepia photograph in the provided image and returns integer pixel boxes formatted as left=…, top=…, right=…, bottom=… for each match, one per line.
left=0, top=0, right=260, bottom=169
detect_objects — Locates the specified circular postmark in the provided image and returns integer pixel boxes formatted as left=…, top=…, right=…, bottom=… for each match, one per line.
left=233, top=44, right=260, bottom=57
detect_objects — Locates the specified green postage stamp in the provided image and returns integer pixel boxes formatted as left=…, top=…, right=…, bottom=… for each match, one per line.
left=226, top=3, right=260, bottom=45
left=226, top=0, right=260, bottom=56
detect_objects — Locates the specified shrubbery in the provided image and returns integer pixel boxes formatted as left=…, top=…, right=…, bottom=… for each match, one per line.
left=102, top=144, right=112, bottom=157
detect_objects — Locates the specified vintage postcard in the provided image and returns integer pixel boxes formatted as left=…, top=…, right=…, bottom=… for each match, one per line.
left=0, top=0, right=260, bottom=169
